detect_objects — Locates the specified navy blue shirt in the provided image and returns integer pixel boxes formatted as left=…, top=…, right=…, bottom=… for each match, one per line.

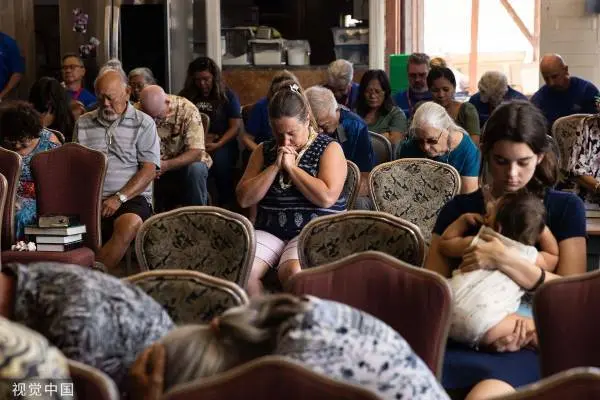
left=468, top=87, right=528, bottom=128
left=396, top=132, right=480, bottom=177
left=194, top=87, right=242, bottom=136
left=67, top=88, right=97, bottom=110
left=531, top=76, right=599, bottom=128
left=393, top=89, right=433, bottom=119
left=335, top=107, right=375, bottom=172
left=0, top=32, right=24, bottom=94
left=245, top=96, right=271, bottom=144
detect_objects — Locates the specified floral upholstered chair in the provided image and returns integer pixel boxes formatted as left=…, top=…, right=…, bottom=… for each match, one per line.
left=551, top=114, right=591, bottom=192
left=297, top=210, right=425, bottom=269
left=369, top=158, right=461, bottom=244
left=135, top=206, right=256, bottom=288
left=125, top=270, right=249, bottom=324
left=343, top=160, right=360, bottom=209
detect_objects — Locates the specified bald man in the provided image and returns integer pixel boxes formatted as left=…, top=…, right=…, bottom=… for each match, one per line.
left=531, top=54, right=599, bottom=127
left=138, top=85, right=211, bottom=211
left=74, top=68, right=160, bottom=272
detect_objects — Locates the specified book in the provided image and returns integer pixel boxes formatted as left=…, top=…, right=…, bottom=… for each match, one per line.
left=587, top=210, right=600, bottom=218
left=25, top=225, right=86, bottom=236
left=36, top=240, right=83, bottom=252
left=38, top=214, right=80, bottom=228
left=35, top=234, right=83, bottom=244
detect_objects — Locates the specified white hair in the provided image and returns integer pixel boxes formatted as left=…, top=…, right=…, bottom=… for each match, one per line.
left=327, top=59, right=353, bottom=88
left=478, top=71, right=508, bottom=105
left=95, top=59, right=128, bottom=89
left=410, top=101, right=463, bottom=135
left=128, top=67, right=157, bottom=85
left=305, top=85, right=338, bottom=118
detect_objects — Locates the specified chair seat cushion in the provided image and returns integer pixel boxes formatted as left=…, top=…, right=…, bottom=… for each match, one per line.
left=2, top=247, right=95, bottom=267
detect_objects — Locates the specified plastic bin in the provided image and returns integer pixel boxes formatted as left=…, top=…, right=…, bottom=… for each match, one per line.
left=331, top=27, right=369, bottom=45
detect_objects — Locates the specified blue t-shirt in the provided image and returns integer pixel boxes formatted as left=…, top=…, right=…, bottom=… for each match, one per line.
left=194, top=87, right=242, bottom=136
left=245, top=96, right=271, bottom=144
left=345, top=82, right=360, bottom=110
left=0, top=32, right=25, bottom=93
left=336, top=107, right=375, bottom=172
left=468, top=87, right=528, bottom=128
left=67, top=88, right=97, bottom=110
left=393, top=89, right=433, bottom=119
left=396, top=132, right=480, bottom=177
left=531, top=76, right=599, bottom=127
left=432, top=188, right=585, bottom=389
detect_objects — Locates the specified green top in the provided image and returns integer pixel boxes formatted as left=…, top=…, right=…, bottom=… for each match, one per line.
left=367, top=106, right=408, bottom=134
left=456, top=102, right=481, bottom=136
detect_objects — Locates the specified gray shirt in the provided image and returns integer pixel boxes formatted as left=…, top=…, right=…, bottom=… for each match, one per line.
left=74, top=103, right=160, bottom=204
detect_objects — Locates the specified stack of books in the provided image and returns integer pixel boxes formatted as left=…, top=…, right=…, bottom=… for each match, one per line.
left=586, top=202, right=600, bottom=220
left=25, top=214, right=86, bottom=252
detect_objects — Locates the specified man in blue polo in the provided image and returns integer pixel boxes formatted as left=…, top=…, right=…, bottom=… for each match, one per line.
left=393, top=53, right=432, bottom=119
left=0, top=31, right=24, bottom=101
left=532, top=53, right=599, bottom=128
left=306, top=85, right=374, bottom=172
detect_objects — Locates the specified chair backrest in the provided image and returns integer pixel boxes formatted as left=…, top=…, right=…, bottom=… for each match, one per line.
left=534, top=270, right=600, bottom=377
left=200, top=112, right=211, bottom=133
left=298, top=210, right=425, bottom=268
left=135, top=206, right=256, bottom=288
left=342, top=160, right=360, bottom=209
left=0, top=148, right=21, bottom=250
left=45, top=127, right=66, bottom=144
left=163, top=356, right=381, bottom=400
left=496, top=367, right=600, bottom=400
left=68, top=359, right=119, bottom=400
left=287, top=251, right=452, bottom=377
left=30, top=143, right=107, bottom=251
left=241, top=103, right=256, bottom=127
left=369, top=131, right=393, bottom=165
left=369, top=158, right=461, bottom=244
left=551, top=113, right=590, bottom=172
left=125, top=269, right=249, bottom=324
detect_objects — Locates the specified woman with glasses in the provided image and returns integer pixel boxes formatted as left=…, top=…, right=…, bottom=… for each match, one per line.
left=428, top=66, right=481, bottom=145
left=395, top=101, right=480, bottom=194
left=356, top=69, right=408, bottom=147
left=179, top=57, right=242, bottom=208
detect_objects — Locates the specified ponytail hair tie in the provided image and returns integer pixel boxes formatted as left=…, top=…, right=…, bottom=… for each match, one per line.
left=290, top=83, right=300, bottom=93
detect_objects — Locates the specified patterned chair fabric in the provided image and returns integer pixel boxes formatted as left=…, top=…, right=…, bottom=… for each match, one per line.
left=343, top=160, right=360, bottom=209
left=369, top=131, right=393, bottom=165
left=286, top=251, right=452, bottom=378
left=369, top=158, right=461, bottom=244
left=496, top=367, right=600, bottom=400
left=163, top=355, right=381, bottom=400
left=0, top=148, right=21, bottom=250
left=68, top=359, right=120, bottom=400
left=534, top=269, right=600, bottom=378
left=551, top=114, right=591, bottom=191
left=125, top=270, right=249, bottom=324
left=135, top=206, right=256, bottom=288
left=298, top=210, right=425, bottom=269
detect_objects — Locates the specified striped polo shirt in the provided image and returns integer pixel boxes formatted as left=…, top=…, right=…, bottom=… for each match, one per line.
left=74, top=103, right=160, bottom=204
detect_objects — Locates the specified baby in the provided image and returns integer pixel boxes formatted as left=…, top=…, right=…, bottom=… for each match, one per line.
left=439, top=190, right=559, bottom=348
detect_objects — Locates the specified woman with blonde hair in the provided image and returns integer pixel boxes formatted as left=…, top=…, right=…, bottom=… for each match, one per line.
left=395, top=101, right=480, bottom=194
left=128, top=294, right=449, bottom=400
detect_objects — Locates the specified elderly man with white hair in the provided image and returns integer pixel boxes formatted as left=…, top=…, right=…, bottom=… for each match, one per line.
left=305, top=85, right=374, bottom=173
left=468, top=71, right=527, bottom=128
left=138, top=85, right=211, bottom=211
left=325, top=59, right=360, bottom=109
left=74, top=67, right=160, bottom=272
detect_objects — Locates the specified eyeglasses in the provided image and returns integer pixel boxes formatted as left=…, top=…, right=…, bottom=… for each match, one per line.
left=61, top=65, right=83, bottom=71
left=415, top=129, right=444, bottom=146
left=365, top=88, right=384, bottom=97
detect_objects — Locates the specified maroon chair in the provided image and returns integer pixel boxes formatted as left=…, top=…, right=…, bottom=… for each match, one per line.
left=286, top=250, right=452, bottom=378
left=68, top=359, right=119, bottom=400
left=534, top=270, right=600, bottom=377
left=162, top=356, right=381, bottom=400
left=0, top=147, right=21, bottom=250
left=2, top=143, right=107, bottom=267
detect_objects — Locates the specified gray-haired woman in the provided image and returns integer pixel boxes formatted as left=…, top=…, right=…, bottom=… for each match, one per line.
left=468, top=71, right=527, bottom=128
left=128, top=294, right=449, bottom=400
left=128, top=67, right=157, bottom=103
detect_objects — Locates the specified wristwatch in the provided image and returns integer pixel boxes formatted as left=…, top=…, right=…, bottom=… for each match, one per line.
left=115, top=192, right=128, bottom=203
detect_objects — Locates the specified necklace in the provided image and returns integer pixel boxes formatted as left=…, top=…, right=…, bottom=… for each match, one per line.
left=278, top=129, right=319, bottom=190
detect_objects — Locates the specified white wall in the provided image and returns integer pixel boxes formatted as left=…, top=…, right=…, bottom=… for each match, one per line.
left=540, top=0, right=600, bottom=86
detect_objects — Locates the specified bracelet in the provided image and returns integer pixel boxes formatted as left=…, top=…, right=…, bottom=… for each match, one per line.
left=594, top=182, right=600, bottom=193
left=529, top=267, right=546, bottom=292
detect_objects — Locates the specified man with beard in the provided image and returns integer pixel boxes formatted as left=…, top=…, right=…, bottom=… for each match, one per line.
left=74, top=67, right=160, bottom=271
left=393, top=53, right=432, bottom=119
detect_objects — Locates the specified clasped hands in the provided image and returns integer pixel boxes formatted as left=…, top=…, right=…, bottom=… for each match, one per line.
left=276, top=146, right=298, bottom=171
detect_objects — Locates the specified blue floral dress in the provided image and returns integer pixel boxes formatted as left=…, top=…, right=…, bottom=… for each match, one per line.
left=15, top=129, right=60, bottom=240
